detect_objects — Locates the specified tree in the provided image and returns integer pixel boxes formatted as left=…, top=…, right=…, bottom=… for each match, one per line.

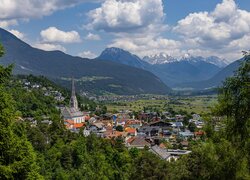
left=0, top=43, right=42, bottom=179
left=215, top=53, right=250, bottom=145
left=188, top=122, right=196, bottom=132
left=116, top=125, right=124, bottom=132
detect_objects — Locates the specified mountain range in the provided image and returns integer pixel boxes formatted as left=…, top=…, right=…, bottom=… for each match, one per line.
left=97, top=47, right=239, bottom=89
left=143, top=53, right=229, bottom=68
left=0, top=28, right=170, bottom=95
left=0, top=28, right=243, bottom=94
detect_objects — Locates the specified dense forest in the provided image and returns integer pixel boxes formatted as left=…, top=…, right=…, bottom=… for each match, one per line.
left=0, top=43, right=249, bottom=179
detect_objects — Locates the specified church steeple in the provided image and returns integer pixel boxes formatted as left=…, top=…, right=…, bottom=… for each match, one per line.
left=70, top=78, right=78, bottom=110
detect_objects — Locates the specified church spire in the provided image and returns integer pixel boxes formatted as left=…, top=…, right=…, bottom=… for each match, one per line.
left=71, top=77, right=76, bottom=97
left=70, top=77, right=78, bottom=110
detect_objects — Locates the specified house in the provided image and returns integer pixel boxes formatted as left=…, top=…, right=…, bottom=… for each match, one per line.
left=179, top=130, right=194, bottom=139
left=150, top=145, right=172, bottom=161
left=64, top=119, right=85, bottom=131
left=148, top=120, right=172, bottom=128
left=104, top=130, right=127, bottom=139
left=125, top=127, right=137, bottom=136
left=171, top=122, right=183, bottom=128
left=126, top=137, right=150, bottom=149
left=138, top=126, right=160, bottom=137
left=166, top=149, right=192, bottom=159
left=125, top=119, right=142, bottom=129
left=89, top=122, right=106, bottom=133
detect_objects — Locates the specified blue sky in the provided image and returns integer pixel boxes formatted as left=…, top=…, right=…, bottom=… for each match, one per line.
left=0, top=0, right=250, bottom=61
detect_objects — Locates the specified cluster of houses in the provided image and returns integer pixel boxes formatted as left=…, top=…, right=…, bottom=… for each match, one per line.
left=18, top=77, right=210, bottom=162
left=22, top=79, right=65, bottom=102
left=61, top=80, right=206, bottom=161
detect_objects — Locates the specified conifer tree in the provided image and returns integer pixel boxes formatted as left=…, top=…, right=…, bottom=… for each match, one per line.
left=0, top=43, right=42, bottom=179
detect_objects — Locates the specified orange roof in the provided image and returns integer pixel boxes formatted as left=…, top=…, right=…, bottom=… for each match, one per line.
left=126, top=120, right=141, bottom=125
left=73, top=123, right=85, bottom=129
left=105, top=131, right=126, bottom=138
left=125, top=128, right=136, bottom=134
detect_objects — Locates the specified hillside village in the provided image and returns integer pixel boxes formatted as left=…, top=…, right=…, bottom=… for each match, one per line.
left=20, top=77, right=202, bottom=156
left=20, top=76, right=210, bottom=161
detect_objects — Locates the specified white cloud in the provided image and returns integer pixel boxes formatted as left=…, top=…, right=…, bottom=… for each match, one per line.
left=8, top=29, right=25, bottom=40
left=0, top=0, right=102, bottom=19
left=0, top=0, right=103, bottom=30
left=78, top=50, right=97, bottom=59
left=109, top=35, right=182, bottom=58
left=174, top=0, right=250, bottom=49
left=33, top=43, right=66, bottom=52
left=86, top=0, right=165, bottom=33
left=40, top=27, right=81, bottom=43
left=85, top=33, right=101, bottom=40
left=0, top=19, right=17, bottom=28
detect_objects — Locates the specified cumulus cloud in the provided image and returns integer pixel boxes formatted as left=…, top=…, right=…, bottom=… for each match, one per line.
left=86, top=0, right=165, bottom=33
left=78, top=50, right=97, bottom=59
left=33, top=43, right=66, bottom=52
left=174, top=0, right=250, bottom=49
left=85, top=33, right=101, bottom=40
left=0, top=0, right=102, bottom=19
left=109, top=35, right=182, bottom=58
left=40, top=27, right=81, bottom=43
left=8, top=29, right=25, bottom=40
left=0, top=19, right=18, bottom=28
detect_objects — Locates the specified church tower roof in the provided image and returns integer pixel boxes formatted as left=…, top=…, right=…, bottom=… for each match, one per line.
left=70, top=78, right=78, bottom=110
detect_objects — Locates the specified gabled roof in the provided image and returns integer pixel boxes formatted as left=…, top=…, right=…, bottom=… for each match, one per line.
left=150, top=145, right=171, bottom=160
left=128, top=137, right=150, bottom=147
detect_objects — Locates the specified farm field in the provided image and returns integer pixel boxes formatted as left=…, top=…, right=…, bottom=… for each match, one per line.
left=106, top=95, right=217, bottom=114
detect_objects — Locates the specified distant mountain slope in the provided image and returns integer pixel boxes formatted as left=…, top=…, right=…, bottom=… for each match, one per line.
left=176, top=59, right=243, bottom=89
left=151, top=60, right=221, bottom=87
left=97, top=47, right=148, bottom=69
left=0, top=28, right=170, bottom=95
left=143, top=53, right=229, bottom=68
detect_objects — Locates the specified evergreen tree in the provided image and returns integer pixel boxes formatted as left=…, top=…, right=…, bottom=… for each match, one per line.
left=216, top=53, right=250, bottom=145
left=0, top=43, right=42, bottom=179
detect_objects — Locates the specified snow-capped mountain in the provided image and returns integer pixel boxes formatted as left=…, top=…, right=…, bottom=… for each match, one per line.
left=143, top=53, right=230, bottom=68
left=143, top=53, right=178, bottom=64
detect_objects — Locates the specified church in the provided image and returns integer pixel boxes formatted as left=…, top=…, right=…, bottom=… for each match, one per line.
left=61, top=78, right=85, bottom=124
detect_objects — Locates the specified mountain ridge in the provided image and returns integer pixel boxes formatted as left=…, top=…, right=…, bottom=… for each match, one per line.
left=143, top=53, right=229, bottom=68
left=97, top=48, right=223, bottom=87
left=0, top=28, right=170, bottom=95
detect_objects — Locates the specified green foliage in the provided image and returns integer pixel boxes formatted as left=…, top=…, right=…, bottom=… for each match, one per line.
left=116, top=125, right=124, bottom=132
left=0, top=43, right=4, bottom=57
left=0, top=68, right=42, bottom=179
left=215, top=54, right=250, bottom=145
left=188, top=122, right=196, bottom=132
